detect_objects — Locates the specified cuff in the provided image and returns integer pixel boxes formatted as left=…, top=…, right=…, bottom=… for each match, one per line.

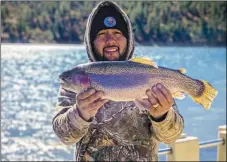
left=67, top=105, right=93, bottom=130
left=150, top=112, right=168, bottom=122
left=150, top=107, right=175, bottom=128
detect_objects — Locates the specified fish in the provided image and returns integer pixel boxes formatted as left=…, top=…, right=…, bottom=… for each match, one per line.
left=59, top=57, right=218, bottom=109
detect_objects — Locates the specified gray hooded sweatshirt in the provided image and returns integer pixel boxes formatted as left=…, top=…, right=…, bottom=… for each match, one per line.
left=52, top=1, right=184, bottom=161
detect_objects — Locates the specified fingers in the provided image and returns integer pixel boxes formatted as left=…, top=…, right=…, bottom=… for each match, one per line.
left=134, top=98, right=151, bottom=111
left=87, top=99, right=109, bottom=118
left=146, top=84, right=174, bottom=119
left=77, top=88, right=96, bottom=100
left=157, top=84, right=173, bottom=105
left=77, top=89, right=104, bottom=107
left=76, top=88, right=109, bottom=120
left=89, top=99, right=109, bottom=112
left=146, top=89, right=159, bottom=106
left=151, top=84, right=173, bottom=107
left=152, top=85, right=168, bottom=108
left=83, top=91, right=105, bottom=105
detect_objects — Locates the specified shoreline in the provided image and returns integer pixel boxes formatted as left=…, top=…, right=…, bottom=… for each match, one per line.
left=1, top=42, right=226, bottom=48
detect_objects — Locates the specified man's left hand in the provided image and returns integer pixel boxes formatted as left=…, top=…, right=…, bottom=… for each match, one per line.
left=135, top=83, right=174, bottom=120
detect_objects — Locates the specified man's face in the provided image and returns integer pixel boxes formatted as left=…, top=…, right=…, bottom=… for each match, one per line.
left=93, top=29, right=127, bottom=61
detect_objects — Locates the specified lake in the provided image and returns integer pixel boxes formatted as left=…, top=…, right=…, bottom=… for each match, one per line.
left=1, top=44, right=226, bottom=161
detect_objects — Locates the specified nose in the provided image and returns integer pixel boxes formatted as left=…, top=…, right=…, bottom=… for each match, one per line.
left=105, top=33, right=115, bottom=44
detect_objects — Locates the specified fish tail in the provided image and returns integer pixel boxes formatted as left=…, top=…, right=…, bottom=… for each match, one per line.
left=190, top=80, right=218, bottom=109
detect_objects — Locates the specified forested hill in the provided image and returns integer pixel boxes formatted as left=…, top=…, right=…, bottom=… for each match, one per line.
left=1, top=1, right=226, bottom=45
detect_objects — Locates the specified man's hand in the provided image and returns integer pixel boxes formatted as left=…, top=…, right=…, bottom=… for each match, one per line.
left=147, top=83, right=174, bottom=119
left=135, top=83, right=174, bottom=120
left=76, top=88, right=109, bottom=121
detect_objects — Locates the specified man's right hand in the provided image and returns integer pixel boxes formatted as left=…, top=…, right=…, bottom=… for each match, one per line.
left=76, top=88, right=109, bottom=121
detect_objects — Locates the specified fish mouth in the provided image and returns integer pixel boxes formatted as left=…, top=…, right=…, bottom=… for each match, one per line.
left=59, top=78, right=65, bottom=83
left=59, top=78, right=66, bottom=86
left=59, top=72, right=73, bottom=84
left=59, top=78, right=72, bottom=86
left=59, top=78, right=78, bottom=93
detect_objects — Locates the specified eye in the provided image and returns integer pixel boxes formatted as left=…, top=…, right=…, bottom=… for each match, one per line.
left=115, top=31, right=122, bottom=35
left=114, top=31, right=123, bottom=37
left=97, top=32, right=106, bottom=37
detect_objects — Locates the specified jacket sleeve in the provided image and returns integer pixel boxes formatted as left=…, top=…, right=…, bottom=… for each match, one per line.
left=52, top=86, right=92, bottom=145
left=149, top=101, right=184, bottom=144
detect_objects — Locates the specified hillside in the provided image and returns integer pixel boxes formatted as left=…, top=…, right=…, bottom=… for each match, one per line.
left=1, top=1, right=226, bottom=45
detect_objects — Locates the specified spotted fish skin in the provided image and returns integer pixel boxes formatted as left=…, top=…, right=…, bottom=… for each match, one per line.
left=59, top=58, right=218, bottom=109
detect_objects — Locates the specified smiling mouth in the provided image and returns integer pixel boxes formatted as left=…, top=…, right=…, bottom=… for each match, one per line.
left=103, top=46, right=119, bottom=53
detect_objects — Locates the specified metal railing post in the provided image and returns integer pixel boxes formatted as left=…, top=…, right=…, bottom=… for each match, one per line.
left=158, top=126, right=226, bottom=161
left=217, top=125, right=226, bottom=161
left=166, top=135, right=199, bottom=161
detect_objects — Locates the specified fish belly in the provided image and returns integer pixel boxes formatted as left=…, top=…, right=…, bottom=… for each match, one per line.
left=89, top=73, right=151, bottom=101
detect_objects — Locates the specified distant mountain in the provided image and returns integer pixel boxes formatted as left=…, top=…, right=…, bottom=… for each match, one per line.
left=1, top=1, right=226, bottom=45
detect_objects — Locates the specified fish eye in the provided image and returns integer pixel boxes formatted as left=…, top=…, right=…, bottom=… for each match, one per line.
left=65, top=75, right=71, bottom=80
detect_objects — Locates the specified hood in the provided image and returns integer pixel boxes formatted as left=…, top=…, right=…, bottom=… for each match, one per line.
left=84, top=1, right=135, bottom=62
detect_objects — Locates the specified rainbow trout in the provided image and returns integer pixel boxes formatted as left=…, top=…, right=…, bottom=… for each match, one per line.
left=59, top=57, right=218, bottom=109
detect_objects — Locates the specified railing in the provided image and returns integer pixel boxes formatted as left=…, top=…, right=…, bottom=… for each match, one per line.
left=158, top=125, right=226, bottom=161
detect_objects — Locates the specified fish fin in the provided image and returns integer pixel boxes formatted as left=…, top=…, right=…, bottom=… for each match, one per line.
left=191, top=80, right=218, bottom=110
left=178, top=68, right=187, bottom=74
left=172, top=92, right=185, bottom=100
left=130, top=57, right=158, bottom=68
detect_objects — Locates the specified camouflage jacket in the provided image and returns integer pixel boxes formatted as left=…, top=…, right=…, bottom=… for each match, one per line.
left=52, top=87, right=184, bottom=161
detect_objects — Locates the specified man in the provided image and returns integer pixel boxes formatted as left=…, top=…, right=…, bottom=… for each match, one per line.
left=52, top=1, right=184, bottom=161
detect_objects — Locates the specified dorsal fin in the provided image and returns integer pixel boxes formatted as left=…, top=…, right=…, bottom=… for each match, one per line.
left=129, top=57, right=158, bottom=68
left=178, top=68, right=187, bottom=74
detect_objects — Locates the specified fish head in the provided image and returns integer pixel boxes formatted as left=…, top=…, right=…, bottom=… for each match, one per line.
left=59, top=67, right=90, bottom=93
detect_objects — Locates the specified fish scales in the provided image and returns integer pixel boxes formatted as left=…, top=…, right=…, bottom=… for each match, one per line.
left=85, top=62, right=195, bottom=94
left=59, top=58, right=218, bottom=109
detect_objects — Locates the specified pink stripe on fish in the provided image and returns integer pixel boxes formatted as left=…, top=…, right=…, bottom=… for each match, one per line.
left=77, top=74, right=90, bottom=88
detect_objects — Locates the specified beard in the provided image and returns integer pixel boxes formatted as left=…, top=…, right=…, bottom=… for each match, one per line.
left=101, top=53, right=126, bottom=61
left=92, top=43, right=128, bottom=61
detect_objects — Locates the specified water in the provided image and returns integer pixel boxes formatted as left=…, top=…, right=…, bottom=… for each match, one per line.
left=1, top=44, right=226, bottom=161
